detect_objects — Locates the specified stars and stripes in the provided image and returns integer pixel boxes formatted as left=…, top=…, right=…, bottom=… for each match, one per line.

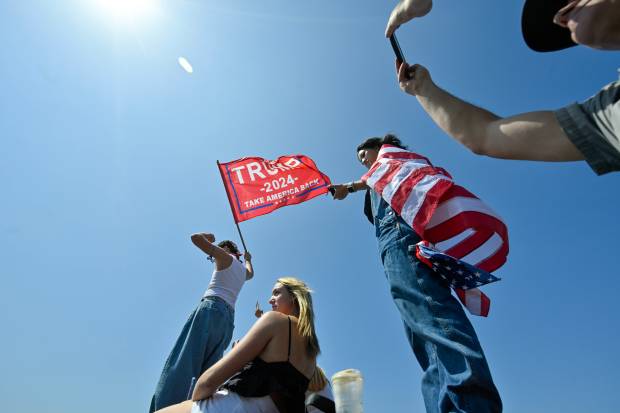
left=416, top=242, right=501, bottom=290
left=362, top=145, right=509, bottom=317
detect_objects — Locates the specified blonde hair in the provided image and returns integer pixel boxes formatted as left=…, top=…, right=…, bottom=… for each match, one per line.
left=308, top=366, right=329, bottom=392
left=277, top=277, right=321, bottom=358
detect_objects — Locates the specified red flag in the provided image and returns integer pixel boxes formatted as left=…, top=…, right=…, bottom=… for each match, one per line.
left=218, top=155, right=331, bottom=223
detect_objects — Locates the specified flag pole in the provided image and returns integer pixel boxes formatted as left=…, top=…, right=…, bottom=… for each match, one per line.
left=234, top=222, right=248, bottom=252
left=217, top=160, right=248, bottom=252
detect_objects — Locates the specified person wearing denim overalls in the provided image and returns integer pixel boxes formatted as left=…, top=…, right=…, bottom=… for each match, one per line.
left=330, top=134, right=501, bottom=413
left=149, top=233, right=254, bottom=412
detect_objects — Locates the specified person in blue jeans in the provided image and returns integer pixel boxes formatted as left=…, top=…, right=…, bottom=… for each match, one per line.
left=149, top=232, right=254, bottom=412
left=330, top=134, right=501, bottom=413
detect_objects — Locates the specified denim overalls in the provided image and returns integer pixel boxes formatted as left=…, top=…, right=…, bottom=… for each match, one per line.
left=370, top=190, right=502, bottom=413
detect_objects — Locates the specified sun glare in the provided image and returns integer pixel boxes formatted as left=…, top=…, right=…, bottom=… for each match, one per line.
left=96, top=0, right=159, bottom=22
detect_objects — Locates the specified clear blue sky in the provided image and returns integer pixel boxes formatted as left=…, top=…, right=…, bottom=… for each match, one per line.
left=1, top=1, right=619, bottom=412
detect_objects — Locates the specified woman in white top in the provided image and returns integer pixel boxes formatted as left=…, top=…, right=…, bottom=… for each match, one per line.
left=149, top=233, right=254, bottom=413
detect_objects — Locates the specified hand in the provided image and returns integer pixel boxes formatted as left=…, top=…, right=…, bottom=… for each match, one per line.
left=192, top=380, right=215, bottom=401
left=244, top=251, right=252, bottom=261
left=255, top=301, right=264, bottom=318
left=328, top=184, right=348, bottom=200
left=396, top=61, right=432, bottom=96
left=385, top=0, right=433, bottom=37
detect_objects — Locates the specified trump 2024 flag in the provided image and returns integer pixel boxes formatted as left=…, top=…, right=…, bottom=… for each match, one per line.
left=218, top=155, right=331, bottom=223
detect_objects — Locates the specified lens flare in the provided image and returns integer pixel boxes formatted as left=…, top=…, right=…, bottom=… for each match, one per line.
left=178, top=57, right=194, bottom=74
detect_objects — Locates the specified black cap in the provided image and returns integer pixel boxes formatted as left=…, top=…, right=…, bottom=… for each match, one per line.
left=522, top=0, right=577, bottom=52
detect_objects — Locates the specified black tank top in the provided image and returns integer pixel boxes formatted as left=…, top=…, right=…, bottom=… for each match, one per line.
left=221, top=316, right=311, bottom=413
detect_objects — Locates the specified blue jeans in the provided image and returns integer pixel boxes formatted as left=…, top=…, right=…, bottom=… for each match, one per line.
left=149, top=296, right=235, bottom=412
left=372, top=193, right=501, bottom=413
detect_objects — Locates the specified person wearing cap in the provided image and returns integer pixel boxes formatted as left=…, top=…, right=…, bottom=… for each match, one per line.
left=149, top=233, right=254, bottom=412
left=394, top=0, right=620, bottom=176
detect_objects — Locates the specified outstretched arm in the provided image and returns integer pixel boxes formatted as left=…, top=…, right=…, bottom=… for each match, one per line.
left=191, top=312, right=282, bottom=400
left=243, top=251, right=254, bottom=280
left=190, top=233, right=233, bottom=271
left=397, top=62, right=585, bottom=162
left=328, top=180, right=368, bottom=201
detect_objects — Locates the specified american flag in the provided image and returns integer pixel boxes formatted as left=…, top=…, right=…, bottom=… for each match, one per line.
left=415, top=241, right=500, bottom=316
left=362, top=145, right=509, bottom=316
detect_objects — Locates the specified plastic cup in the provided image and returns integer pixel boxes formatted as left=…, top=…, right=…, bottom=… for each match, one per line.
left=331, top=369, right=363, bottom=413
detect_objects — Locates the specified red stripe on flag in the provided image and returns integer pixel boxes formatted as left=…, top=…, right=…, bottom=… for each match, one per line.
left=424, top=212, right=508, bottom=245
left=479, top=291, right=491, bottom=317
left=373, top=161, right=404, bottom=196
left=443, top=228, right=494, bottom=259
left=411, top=179, right=453, bottom=236
left=439, top=184, right=478, bottom=201
left=389, top=167, right=450, bottom=215
left=379, top=151, right=431, bottom=163
left=361, top=161, right=383, bottom=182
left=456, top=288, right=491, bottom=317
left=415, top=246, right=434, bottom=268
left=475, top=240, right=509, bottom=273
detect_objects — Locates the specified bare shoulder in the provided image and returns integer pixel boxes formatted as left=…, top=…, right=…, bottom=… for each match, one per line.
left=260, top=311, right=289, bottom=324
left=259, top=311, right=295, bottom=331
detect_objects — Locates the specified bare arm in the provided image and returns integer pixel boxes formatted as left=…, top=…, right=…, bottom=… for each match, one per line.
left=328, top=180, right=368, bottom=201
left=191, top=312, right=282, bottom=400
left=243, top=251, right=254, bottom=280
left=398, top=62, right=585, bottom=162
left=190, top=233, right=233, bottom=271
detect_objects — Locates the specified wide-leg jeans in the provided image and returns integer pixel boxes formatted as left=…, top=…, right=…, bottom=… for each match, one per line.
left=375, top=205, right=502, bottom=413
left=149, top=296, right=234, bottom=412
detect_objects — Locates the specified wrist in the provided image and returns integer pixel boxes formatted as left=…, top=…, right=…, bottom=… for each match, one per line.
left=417, top=77, right=436, bottom=98
left=346, top=182, right=357, bottom=193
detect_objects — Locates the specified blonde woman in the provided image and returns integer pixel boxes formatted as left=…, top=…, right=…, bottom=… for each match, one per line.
left=156, top=277, right=320, bottom=413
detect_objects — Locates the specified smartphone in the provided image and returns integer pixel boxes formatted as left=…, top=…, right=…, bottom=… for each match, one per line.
left=389, top=33, right=406, bottom=63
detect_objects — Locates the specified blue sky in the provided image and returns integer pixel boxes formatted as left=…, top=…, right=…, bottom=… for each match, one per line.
left=1, top=1, right=619, bottom=412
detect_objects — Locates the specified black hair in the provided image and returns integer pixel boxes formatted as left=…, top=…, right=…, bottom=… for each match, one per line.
left=356, top=133, right=407, bottom=153
left=217, top=240, right=240, bottom=255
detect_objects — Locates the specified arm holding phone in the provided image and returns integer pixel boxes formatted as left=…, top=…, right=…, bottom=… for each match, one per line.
left=396, top=61, right=584, bottom=162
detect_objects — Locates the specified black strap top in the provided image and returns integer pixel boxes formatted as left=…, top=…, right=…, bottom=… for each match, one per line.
left=221, top=316, right=311, bottom=413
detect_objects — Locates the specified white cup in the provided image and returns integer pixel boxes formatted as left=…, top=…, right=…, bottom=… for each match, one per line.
left=331, top=369, right=363, bottom=413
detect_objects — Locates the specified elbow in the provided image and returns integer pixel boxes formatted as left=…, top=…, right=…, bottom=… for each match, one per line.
left=449, top=110, right=505, bottom=157
left=453, top=132, right=490, bottom=156
left=191, top=233, right=210, bottom=249
left=458, top=120, right=502, bottom=157
left=192, top=377, right=216, bottom=401
left=468, top=141, right=491, bottom=156
left=461, top=138, right=487, bottom=155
